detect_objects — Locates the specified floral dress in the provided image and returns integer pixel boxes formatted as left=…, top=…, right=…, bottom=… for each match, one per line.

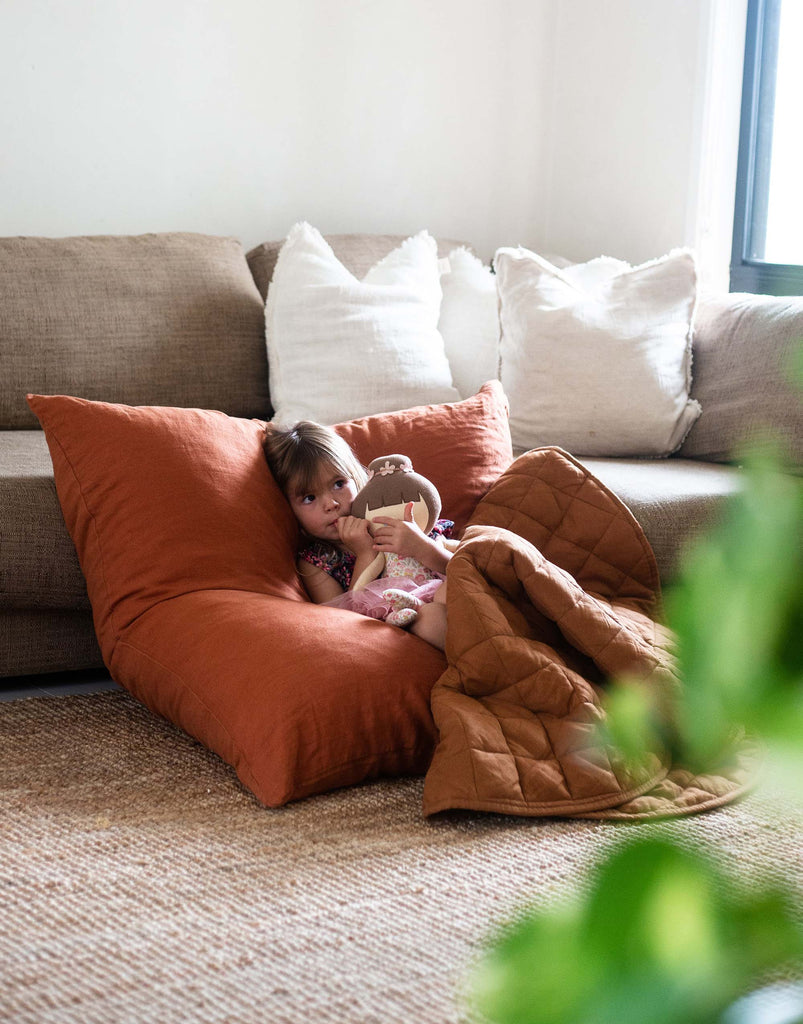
left=298, top=520, right=454, bottom=622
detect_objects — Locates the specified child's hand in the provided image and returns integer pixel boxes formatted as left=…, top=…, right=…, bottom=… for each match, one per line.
left=371, top=503, right=429, bottom=561
left=335, top=515, right=374, bottom=557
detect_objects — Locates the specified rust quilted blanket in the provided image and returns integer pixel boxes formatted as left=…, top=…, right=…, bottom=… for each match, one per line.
left=422, top=448, right=755, bottom=820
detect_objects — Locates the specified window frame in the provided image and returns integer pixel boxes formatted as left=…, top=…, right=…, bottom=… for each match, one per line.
left=730, top=0, right=803, bottom=295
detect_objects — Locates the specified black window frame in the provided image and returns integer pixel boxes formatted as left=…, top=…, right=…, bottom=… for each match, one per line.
left=730, top=0, right=803, bottom=295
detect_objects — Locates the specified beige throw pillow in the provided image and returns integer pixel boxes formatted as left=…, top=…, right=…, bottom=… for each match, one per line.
left=437, top=247, right=500, bottom=399
left=495, top=247, right=701, bottom=457
left=266, top=223, right=459, bottom=426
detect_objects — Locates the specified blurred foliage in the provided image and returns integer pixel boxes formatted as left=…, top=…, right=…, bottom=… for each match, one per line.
left=466, top=430, right=803, bottom=1023
left=602, top=445, right=802, bottom=780
left=669, top=448, right=803, bottom=775
left=468, top=838, right=803, bottom=1024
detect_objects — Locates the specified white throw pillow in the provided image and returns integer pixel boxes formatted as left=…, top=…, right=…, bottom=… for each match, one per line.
left=438, top=247, right=500, bottom=399
left=266, top=223, right=460, bottom=425
left=494, top=247, right=701, bottom=457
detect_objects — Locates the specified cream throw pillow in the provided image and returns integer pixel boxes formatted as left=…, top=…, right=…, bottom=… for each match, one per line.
left=495, top=247, right=701, bottom=457
left=266, top=223, right=459, bottom=425
left=438, top=247, right=500, bottom=399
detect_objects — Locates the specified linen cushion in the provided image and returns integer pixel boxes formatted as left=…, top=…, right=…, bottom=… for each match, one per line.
left=0, top=431, right=89, bottom=610
left=26, top=385, right=512, bottom=806
left=336, top=381, right=512, bottom=534
left=2, top=609, right=103, bottom=677
left=495, top=247, right=701, bottom=457
left=438, top=247, right=500, bottom=399
left=679, top=292, right=803, bottom=468
left=265, top=223, right=460, bottom=426
left=579, top=456, right=744, bottom=582
left=246, top=232, right=470, bottom=301
left=1, top=233, right=269, bottom=429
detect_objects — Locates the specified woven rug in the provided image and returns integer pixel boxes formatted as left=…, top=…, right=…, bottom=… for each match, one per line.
left=2, top=691, right=801, bottom=1024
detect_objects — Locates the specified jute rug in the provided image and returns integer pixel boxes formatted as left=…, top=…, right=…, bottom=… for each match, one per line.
left=2, top=691, right=801, bottom=1024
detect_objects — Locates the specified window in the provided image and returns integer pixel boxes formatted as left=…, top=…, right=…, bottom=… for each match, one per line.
left=731, top=0, right=803, bottom=295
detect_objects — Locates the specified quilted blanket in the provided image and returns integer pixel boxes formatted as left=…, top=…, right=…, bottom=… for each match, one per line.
left=422, top=448, right=755, bottom=820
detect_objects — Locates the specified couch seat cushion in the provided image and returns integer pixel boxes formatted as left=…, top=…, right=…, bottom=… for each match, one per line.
left=578, top=456, right=744, bottom=581
left=0, top=431, right=88, bottom=609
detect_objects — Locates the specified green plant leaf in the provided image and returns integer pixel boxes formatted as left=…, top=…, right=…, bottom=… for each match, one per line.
left=467, top=838, right=803, bottom=1024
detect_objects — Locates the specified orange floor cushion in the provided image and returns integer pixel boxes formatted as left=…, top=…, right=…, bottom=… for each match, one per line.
left=28, top=382, right=512, bottom=805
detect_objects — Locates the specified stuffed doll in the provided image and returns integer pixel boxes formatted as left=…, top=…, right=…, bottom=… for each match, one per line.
left=348, top=454, right=455, bottom=627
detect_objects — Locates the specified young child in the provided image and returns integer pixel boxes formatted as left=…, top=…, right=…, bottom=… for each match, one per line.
left=263, top=421, right=453, bottom=650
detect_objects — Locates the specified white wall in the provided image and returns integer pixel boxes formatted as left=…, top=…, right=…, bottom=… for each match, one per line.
left=540, top=0, right=746, bottom=289
left=0, top=0, right=553, bottom=261
left=0, top=0, right=746, bottom=282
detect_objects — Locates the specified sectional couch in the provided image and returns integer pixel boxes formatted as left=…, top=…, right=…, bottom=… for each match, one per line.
left=1, top=231, right=801, bottom=679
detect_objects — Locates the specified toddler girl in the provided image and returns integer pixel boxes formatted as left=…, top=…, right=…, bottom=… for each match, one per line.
left=263, top=421, right=453, bottom=650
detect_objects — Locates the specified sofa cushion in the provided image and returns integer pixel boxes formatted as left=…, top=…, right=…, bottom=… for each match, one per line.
left=336, top=382, right=512, bottom=534
left=26, top=385, right=512, bottom=805
left=494, top=247, right=701, bottom=457
left=0, top=431, right=89, bottom=610
left=438, top=247, right=500, bottom=399
left=680, top=293, right=803, bottom=468
left=265, top=223, right=460, bottom=425
left=579, top=456, right=745, bottom=581
left=1, top=609, right=103, bottom=677
left=247, top=232, right=469, bottom=302
left=1, top=233, right=270, bottom=429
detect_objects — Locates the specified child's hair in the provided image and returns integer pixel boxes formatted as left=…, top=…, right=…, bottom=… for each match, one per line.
left=263, top=420, right=368, bottom=498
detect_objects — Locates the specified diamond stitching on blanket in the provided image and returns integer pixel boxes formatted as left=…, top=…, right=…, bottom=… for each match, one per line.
left=423, top=448, right=754, bottom=820
left=476, top=465, right=657, bottom=601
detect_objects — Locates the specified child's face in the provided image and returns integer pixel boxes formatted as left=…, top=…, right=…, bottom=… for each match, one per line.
left=290, top=467, right=359, bottom=543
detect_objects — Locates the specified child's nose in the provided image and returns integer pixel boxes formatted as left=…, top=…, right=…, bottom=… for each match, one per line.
left=324, top=493, right=340, bottom=511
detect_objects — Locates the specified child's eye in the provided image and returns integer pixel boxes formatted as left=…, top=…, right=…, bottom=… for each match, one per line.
left=333, top=479, right=349, bottom=490
left=300, top=494, right=315, bottom=505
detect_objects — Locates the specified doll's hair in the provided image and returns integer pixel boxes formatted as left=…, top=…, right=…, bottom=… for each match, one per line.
left=263, top=421, right=368, bottom=498
left=351, top=454, right=441, bottom=532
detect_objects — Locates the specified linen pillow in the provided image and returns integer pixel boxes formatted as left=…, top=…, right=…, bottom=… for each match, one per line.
left=437, top=247, right=500, bottom=399
left=1, top=233, right=269, bottom=429
left=337, top=380, right=512, bottom=534
left=266, top=222, right=460, bottom=425
left=495, top=247, right=701, bottom=457
left=26, top=384, right=511, bottom=807
left=247, top=232, right=471, bottom=302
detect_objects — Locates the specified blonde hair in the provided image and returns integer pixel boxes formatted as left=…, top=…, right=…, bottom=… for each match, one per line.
left=263, top=421, right=367, bottom=498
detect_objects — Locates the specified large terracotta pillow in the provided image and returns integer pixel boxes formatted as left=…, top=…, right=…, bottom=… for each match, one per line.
left=337, top=381, right=511, bottom=533
left=27, top=383, right=511, bottom=806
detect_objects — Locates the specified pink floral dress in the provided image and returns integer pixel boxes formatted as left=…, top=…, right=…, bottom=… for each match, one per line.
left=299, top=520, right=453, bottom=622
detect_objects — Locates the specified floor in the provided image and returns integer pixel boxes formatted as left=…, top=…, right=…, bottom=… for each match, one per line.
left=0, top=668, right=120, bottom=702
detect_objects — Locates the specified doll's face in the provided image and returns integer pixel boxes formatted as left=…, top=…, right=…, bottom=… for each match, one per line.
left=364, top=498, right=430, bottom=534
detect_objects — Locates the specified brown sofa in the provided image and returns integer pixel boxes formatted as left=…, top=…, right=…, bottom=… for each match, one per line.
left=1, top=232, right=801, bottom=678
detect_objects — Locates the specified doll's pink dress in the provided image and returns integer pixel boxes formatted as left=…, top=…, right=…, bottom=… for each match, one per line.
left=299, top=520, right=452, bottom=621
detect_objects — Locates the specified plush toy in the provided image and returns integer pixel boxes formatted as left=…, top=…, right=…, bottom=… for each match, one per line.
left=349, top=454, right=450, bottom=626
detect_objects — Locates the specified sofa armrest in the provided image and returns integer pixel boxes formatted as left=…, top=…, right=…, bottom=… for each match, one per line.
left=679, top=292, right=803, bottom=469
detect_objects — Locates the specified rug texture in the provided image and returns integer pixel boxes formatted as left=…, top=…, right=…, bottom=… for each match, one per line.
left=2, top=691, right=801, bottom=1024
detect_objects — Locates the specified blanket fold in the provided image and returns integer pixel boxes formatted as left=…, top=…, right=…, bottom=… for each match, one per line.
left=422, top=448, right=755, bottom=820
